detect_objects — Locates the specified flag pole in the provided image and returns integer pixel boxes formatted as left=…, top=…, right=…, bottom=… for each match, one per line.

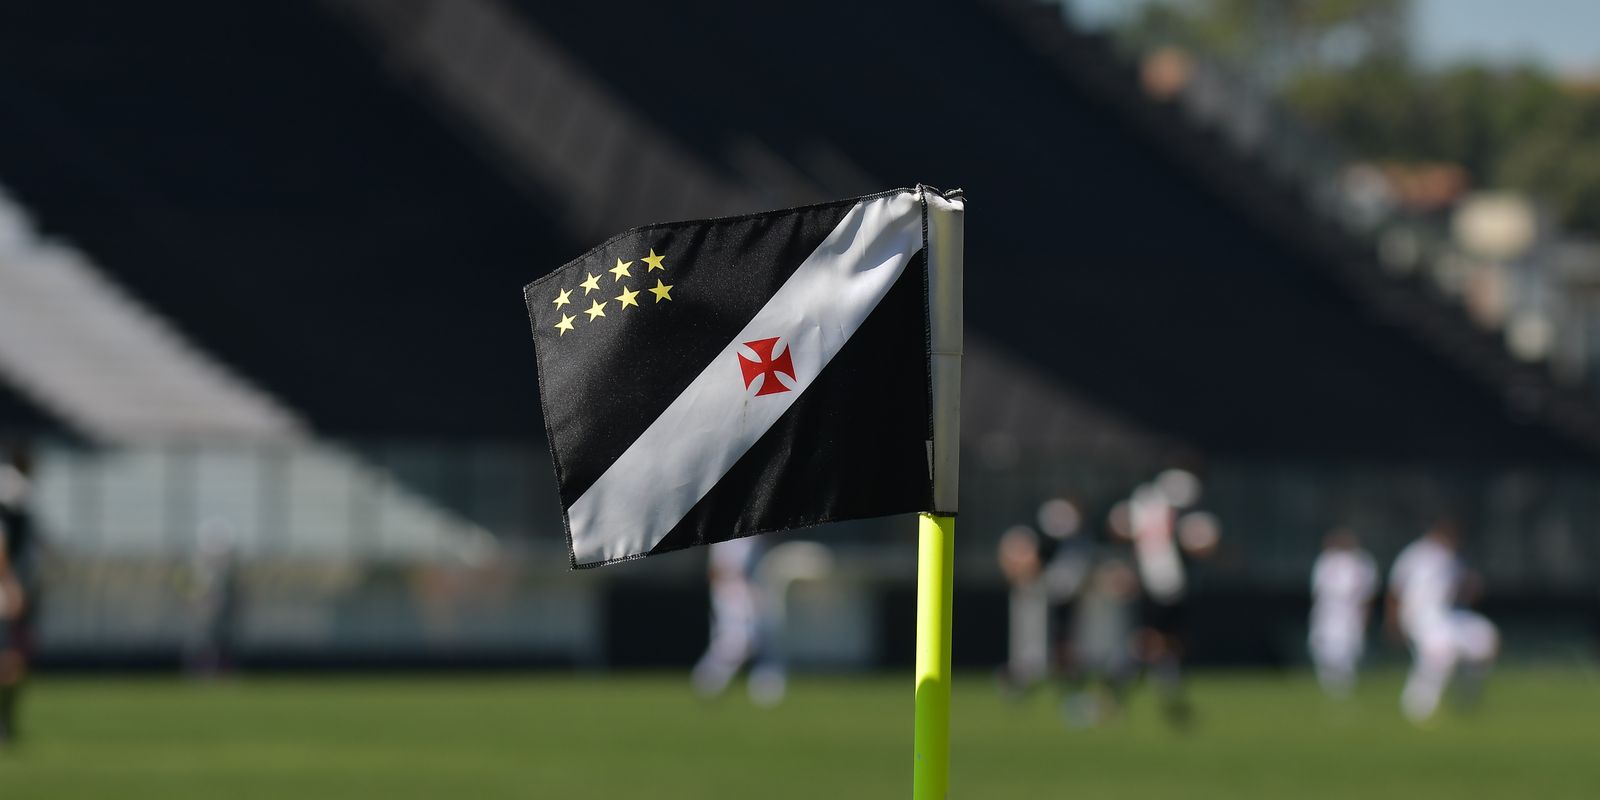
left=914, top=187, right=963, bottom=799
left=913, top=512, right=955, bottom=799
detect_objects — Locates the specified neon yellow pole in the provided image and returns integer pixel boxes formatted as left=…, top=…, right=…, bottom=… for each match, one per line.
left=913, top=512, right=955, bottom=799
left=917, top=185, right=962, bottom=799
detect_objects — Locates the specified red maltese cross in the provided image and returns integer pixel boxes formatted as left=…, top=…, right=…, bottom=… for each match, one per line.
left=737, top=337, right=796, bottom=396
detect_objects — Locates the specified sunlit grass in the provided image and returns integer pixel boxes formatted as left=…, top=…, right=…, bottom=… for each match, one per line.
left=0, top=669, right=1595, bottom=799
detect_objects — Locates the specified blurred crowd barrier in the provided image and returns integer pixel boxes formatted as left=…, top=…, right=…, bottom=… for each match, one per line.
left=16, top=440, right=1600, bottom=667
left=35, top=440, right=1598, bottom=588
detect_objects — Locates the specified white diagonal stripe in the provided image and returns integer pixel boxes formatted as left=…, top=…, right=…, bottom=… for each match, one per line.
left=568, top=190, right=924, bottom=565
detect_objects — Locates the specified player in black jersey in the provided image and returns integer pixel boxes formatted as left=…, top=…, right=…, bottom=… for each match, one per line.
left=1125, top=469, right=1221, bottom=729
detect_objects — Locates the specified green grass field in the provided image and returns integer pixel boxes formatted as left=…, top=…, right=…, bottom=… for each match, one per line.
left=1, top=669, right=1596, bottom=798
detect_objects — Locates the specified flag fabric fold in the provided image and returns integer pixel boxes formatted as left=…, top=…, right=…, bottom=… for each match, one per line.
left=526, top=186, right=961, bottom=568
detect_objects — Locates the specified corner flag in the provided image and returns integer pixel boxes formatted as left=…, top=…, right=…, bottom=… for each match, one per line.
left=525, top=186, right=963, bottom=569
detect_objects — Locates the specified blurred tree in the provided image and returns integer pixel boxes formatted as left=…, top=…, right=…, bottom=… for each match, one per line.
left=1493, top=92, right=1600, bottom=236
left=1124, top=0, right=1410, bottom=80
left=1288, top=62, right=1600, bottom=234
left=1122, top=0, right=1600, bottom=236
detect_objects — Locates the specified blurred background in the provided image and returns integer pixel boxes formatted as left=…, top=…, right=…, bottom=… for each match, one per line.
left=0, top=0, right=1598, bottom=797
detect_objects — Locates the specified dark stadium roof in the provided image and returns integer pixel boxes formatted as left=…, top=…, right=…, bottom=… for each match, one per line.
left=0, top=0, right=1594, bottom=461
left=0, top=1, right=573, bottom=438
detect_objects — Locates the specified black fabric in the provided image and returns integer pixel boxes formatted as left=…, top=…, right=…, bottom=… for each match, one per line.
left=649, top=250, right=933, bottom=556
left=1140, top=595, right=1188, bottom=637
left=528, top=196, right=858, bottom=507
left=525, top=191, right=933, bottom=566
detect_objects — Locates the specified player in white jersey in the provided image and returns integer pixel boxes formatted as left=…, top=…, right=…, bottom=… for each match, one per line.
left=692, top=536, right=786, bottom=706
left=1308, top=528, right=1377, bottom=698
left=1386, top=520, right=1499, bottom=723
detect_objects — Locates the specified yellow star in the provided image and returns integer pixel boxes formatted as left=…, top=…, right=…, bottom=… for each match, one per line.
left=615, top=286, right=640, bottom=309
left=609, top=258, right=633, bottom=282
left=641, top=249, right=666, bottom=271
left=553, top=313, right=576, bottom=336
left=648, top=278, right=673, bottom=303
left=580, top=273, right=602, bottom=294
left=584, top=299, right=607, bottom=321
left=552, top=288, right=572, bottom=308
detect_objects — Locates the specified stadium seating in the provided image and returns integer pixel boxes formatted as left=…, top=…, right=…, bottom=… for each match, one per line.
left=0, top=186, right=302, bottom=443
left=0, top=0, right=573, bottom=438
left=1, top=0, right=1594, bottom=461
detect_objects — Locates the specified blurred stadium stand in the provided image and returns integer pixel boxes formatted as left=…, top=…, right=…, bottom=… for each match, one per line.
left=0, top=188, right=303, bottom=443
left=0, top=1, right=566, bottom=437
left=0, top=0, right=1594, bottom=668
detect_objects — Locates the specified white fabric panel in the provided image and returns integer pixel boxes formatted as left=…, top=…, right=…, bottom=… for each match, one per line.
left=568, top=191, right=924, bottom=565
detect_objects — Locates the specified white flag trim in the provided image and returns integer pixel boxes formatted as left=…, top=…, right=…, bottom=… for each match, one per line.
left=567, top=190, right=924, bottom=565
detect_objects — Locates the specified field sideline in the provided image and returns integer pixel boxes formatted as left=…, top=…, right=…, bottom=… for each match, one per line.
left=0, top=669, right=1596, bottom=798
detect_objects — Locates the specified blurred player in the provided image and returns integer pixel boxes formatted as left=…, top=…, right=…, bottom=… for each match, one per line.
left=997, top=498, right=1092, bottom=699
left=184, top=518, right=241, bottom=678
left=1387, top=519, right=1500, bottom=723
left=0, top=444, right=37, bottom=745
left=1035, top=498, right=1092, bottom=682
left=997, top=524, right=1049, bottom=692
left=1064, top=555, right=1140, bottom=726
left=1127, top=469, right=1217, bottom=728
left=1308, top=528, right=1377, bottom=698
left=750, top=540, right=833, bottom=707
left=0, top=532, right=21, bottom=746
left=692, top=536, right=786, bottom=706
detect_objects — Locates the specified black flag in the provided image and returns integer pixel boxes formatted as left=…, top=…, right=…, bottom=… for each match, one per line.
left=526, top=186, right=963, bottom=567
